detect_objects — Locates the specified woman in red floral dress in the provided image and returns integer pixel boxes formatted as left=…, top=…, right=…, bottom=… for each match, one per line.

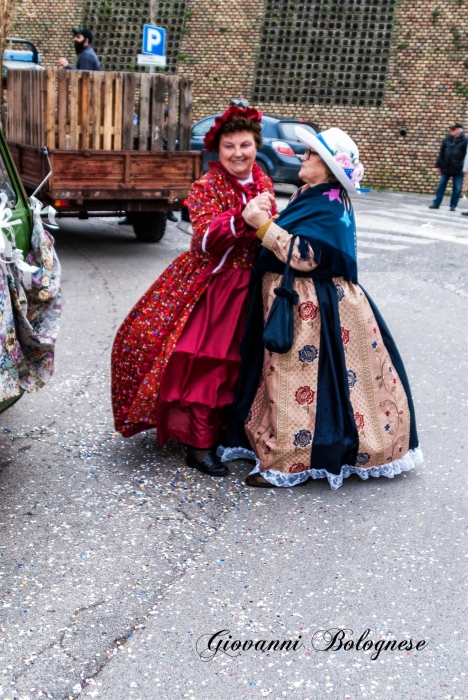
left=111, top=106, right=276, bottom=476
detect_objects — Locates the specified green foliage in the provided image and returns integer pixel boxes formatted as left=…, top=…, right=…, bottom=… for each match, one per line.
left=449, top=26, right=468, bottom=51
left=454, top=81, right=468, bottom=100
left=430, top=8, right=442, bottom=24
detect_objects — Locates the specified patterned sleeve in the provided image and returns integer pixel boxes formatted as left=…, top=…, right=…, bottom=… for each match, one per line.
left=188, top=178, right=253, bottom=260
left=261, top=221, right=318, bottom=271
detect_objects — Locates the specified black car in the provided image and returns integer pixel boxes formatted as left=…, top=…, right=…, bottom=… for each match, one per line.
left=190, top=113, right=319, bottom=185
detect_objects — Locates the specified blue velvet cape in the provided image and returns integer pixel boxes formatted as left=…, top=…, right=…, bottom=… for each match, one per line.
left=226, top=183, right=418, bottom=477
left=272, top=182, right=357, bottom=282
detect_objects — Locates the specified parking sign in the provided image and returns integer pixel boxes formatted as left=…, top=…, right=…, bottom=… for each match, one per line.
left=142, top=24, right=166, bottom=56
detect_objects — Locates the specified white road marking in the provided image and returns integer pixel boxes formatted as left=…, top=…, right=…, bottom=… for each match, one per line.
left=356, top=209, right=468, bottom=245
left=355, top=215, right=468, bottom=244
left=357, top=231, right=434, bottom=245
left=443, top=283, right=468, bottom=298
left=358, top=241, right=409, bottom=251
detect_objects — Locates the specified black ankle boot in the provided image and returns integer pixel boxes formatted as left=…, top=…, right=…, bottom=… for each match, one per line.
left=185, top=448, right=229, bottom=477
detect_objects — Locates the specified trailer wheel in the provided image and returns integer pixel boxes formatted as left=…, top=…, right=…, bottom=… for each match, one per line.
left=131, top=212, right=166, bottom=243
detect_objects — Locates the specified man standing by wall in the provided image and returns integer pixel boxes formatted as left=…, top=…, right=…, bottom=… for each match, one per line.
left=429, top=123, right=467, bottom=211
left=57, top=28, right=100, bottom=71
left=461, top=148, right=468, bottom=217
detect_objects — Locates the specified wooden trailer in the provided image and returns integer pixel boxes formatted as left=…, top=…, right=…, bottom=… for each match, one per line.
left=5, top=68, right=202, bottom=241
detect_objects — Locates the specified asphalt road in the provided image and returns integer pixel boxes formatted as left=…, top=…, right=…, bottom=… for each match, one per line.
left=0, top=191, right=466, bottom=700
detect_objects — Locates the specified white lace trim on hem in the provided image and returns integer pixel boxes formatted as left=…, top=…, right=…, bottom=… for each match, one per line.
left=217, top=446, right=423, bottom=490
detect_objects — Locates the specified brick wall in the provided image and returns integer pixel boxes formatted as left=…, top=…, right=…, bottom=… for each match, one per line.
left=12, top=0, right=84, bottom=68
left=12, top=0, right=468, bottom=193
left=178, top=0, right=264, bottom=112
left=178, top=0, right=468, bottom=193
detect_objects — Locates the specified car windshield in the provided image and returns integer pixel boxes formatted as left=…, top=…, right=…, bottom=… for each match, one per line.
left=192, top=116, right=266, bottom=137
left=278, top=122, right=316, bottom=141
left=0, top=153, right=17, bottom=208
left=192, top=118, right=216, bottom=137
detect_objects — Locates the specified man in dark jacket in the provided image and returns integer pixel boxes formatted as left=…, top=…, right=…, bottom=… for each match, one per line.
left=58, top=28, right=101, bottom=71
left=429, top=123, right=467, bottom=211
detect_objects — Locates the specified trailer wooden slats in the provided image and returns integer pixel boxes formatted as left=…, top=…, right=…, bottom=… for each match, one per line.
left=151, top=74, right=165, bottom=152
left=7, top=143, right=203, bottom=200
left=121, top=72, right=136, bottom=151
left=38, top=70, right=46, bottom=148
left=5, top=68, right=193, bottom=152
left=6, top=70, right=17, bottom=142
left=45, top=68, right=56, bottom=149
left=80, top=71, right=91, bottom=150
left=178, top=78, right=192, bottom=151
left=57, top=70, right=68, bottom=149
left=50, top=150, right=203, bottom=190
left=113, top=73, right=123, bottom=151
left=102, top=72, right=113, bottom=151
left=138, top=73, right=151, bottom=152
left=90, top=72, right=103, bottom=150
left=69, top=71, right=79, bottom=150
left=31, top=71, right=38, bottom=146
left=166, top=75, right=179, bottom=152
left=22, top=70, right=31, bottom=147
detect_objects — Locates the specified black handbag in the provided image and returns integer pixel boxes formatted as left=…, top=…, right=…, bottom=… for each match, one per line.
left=263, top=235, right=299, bottom=354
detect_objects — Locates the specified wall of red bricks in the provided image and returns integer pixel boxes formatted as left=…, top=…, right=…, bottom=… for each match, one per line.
left=177, top=0, right=468, bottom=193
left=12, top=0, right=468, bottom=193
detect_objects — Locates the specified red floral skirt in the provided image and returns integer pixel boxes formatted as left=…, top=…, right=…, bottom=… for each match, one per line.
left=111, top=251, right=252, bottom=447
left=156, top=266, right=252, bottom=448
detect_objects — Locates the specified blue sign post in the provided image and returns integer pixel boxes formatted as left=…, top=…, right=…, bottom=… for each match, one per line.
left=137, top=24, right=166, bottom=67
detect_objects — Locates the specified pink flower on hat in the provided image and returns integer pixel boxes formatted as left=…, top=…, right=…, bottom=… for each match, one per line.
left=334, top=152, right=354, bottom=169
left=351, top=163, right=365, bottom=184
left=333, top=151, right=365, bottom=185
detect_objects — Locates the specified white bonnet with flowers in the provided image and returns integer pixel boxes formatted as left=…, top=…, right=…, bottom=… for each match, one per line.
left=295, top=126, right=366, bottom=197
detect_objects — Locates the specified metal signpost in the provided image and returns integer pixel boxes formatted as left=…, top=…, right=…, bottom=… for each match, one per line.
left=137, top=24, right=166, bottom=68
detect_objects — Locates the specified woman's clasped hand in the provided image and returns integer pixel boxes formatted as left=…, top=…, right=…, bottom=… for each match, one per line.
left=226, top=125, right=422, bottom=490
left=111, top=104, right=278, bottom=478
left=242, top=191, right=276, bottom=229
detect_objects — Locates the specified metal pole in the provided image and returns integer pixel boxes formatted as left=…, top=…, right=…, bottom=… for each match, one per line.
left=149, top=0, right=156, bottom=74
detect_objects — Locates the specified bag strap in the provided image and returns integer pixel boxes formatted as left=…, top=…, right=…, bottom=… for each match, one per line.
left=281, top=234, right=297, bottom=292
left=272, top=235, right=299, bottom=305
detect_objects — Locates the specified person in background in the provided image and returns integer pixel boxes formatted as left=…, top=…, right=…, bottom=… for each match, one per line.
left=429, top=123, right=467, bottom=211
left=462, top=147, right=468, bottom=217
left=58, top=28, right=101, bottom=71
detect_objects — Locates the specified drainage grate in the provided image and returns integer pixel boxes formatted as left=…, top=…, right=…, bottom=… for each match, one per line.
left=82, top=0, right=188, bottom=73
left=253, top=0, right=396, bottom=107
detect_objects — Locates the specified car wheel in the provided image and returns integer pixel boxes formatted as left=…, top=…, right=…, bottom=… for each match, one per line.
left=131, top=212, right=166, bottom=243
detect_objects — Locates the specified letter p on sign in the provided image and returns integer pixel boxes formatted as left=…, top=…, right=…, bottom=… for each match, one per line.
left=147, top=29, right=161, bottom=50
left=142, top=24, right=166, bottom=56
